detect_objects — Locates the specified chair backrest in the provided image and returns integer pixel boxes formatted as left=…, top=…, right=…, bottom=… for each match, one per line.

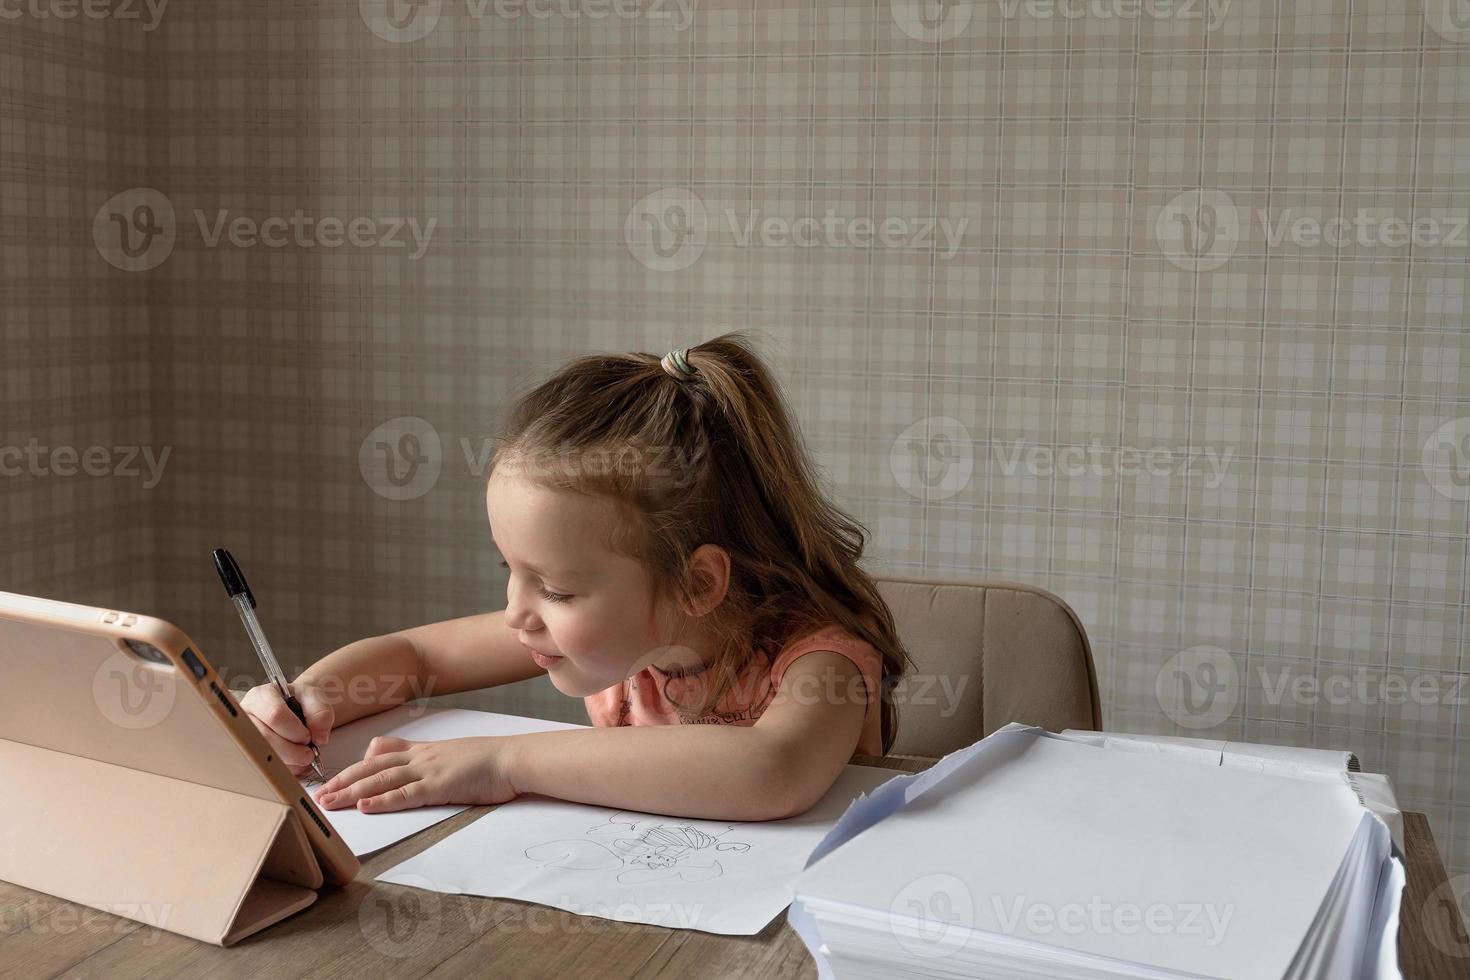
left=875, top=574, right=1103, bottom=758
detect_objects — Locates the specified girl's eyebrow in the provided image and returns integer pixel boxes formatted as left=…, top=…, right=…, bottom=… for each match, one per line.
left=499, top=555, right=583, bottom=582
left=488, top=527, right=585, bottom=581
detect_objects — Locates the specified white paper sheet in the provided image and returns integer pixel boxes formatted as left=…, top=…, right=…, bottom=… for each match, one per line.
left=376, top=763, right=907, bottom=934
left=1056, top=727, right=1405, bottom=852
left=794, top=725, right=1377, bottom=980
left=302, top=705, right=587, bottom=855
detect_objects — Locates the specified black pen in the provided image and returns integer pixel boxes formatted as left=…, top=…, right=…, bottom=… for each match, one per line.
left=211, top=548, right=327, bottom=783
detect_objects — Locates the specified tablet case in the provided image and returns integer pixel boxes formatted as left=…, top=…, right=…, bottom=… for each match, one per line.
left=0, top=592, right=358, bottom=946
left=0, top=738, right=320, bottom=946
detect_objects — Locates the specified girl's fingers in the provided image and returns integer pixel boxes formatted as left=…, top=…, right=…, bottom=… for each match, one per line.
left=365, top=735, right=413, bottom=758
left=294, top=686, right=335, bottom=745
left=317, top=757, right=415, bottom=810
left=243, top=685, right=310, bottom=745
left=246, top=713, right=315, bottom=769
left=358, top=780, right=426, bottom=813
left=318, top=750, right=412, bottom=798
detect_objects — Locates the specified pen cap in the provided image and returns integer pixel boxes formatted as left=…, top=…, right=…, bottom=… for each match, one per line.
left=211, top=548, right=257, bottom=609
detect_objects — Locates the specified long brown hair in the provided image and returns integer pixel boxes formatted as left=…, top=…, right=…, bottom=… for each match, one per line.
left=487, top=331, right=913, bottom=754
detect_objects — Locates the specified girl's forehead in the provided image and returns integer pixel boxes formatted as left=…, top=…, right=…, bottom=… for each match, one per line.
left=485, top=474, right=618, bottom=551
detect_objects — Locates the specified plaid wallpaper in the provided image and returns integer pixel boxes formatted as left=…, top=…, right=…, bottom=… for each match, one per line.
left=2, top=0, right=1468, bottom=893
left=1, top=13, right=155, bottom=609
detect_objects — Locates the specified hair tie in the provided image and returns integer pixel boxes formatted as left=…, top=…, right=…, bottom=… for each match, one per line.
left=661, top=347, right=697, bottom=381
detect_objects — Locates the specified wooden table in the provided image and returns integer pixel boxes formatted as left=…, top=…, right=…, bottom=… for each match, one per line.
left=3, top=755, right=1467, bottom=979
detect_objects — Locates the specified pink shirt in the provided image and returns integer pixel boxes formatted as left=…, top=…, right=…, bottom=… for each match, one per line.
left=583, top=623, right=884, bottom=757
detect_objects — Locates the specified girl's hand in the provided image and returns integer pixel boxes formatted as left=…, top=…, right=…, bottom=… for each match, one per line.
left=313, top=735, right=522, bottom=813
left=239, top=680, right=334, bottom=777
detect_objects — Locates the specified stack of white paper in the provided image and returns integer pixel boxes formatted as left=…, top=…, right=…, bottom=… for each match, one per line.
left=789, top=725, right=1405, bottom=980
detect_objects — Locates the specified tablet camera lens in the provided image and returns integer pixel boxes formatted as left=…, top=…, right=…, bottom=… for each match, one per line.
left=123, top=639, right=171, bottom=665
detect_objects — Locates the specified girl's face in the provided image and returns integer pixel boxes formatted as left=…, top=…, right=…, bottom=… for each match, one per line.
left=485, top=470, right=691, bottom=697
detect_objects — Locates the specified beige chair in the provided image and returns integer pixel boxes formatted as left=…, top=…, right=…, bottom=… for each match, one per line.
left=876, top=574, right=1103, bottom=759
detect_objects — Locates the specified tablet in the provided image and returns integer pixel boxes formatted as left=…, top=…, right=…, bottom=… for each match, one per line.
left=0, top=589, right=360, bottom=888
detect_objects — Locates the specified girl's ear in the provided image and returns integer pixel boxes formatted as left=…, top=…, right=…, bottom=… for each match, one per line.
left=684, top=543, right=731, bottom=616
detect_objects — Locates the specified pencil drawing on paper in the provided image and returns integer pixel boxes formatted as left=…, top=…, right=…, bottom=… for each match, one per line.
left=523, top=811, right=753, bottom=883
left=301, top=766, right=346, bottom=789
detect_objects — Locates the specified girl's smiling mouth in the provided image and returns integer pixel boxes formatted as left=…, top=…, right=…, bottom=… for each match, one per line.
left=526, top=646, right=563, bottom=669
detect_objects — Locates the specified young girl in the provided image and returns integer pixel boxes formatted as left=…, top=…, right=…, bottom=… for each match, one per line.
left=240, top=332, right=912, bottom=821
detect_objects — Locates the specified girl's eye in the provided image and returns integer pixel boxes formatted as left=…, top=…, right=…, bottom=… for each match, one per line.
left=499, top=560, right=572, bottom=603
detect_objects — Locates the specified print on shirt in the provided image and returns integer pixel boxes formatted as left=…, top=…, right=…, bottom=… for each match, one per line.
left=523, top=809, right=752, bottom=883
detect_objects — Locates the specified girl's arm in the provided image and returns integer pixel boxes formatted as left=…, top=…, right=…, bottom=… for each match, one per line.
left=508, top=650, right=869, bottom=821
left=298, top=608, right=542, bottom=728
